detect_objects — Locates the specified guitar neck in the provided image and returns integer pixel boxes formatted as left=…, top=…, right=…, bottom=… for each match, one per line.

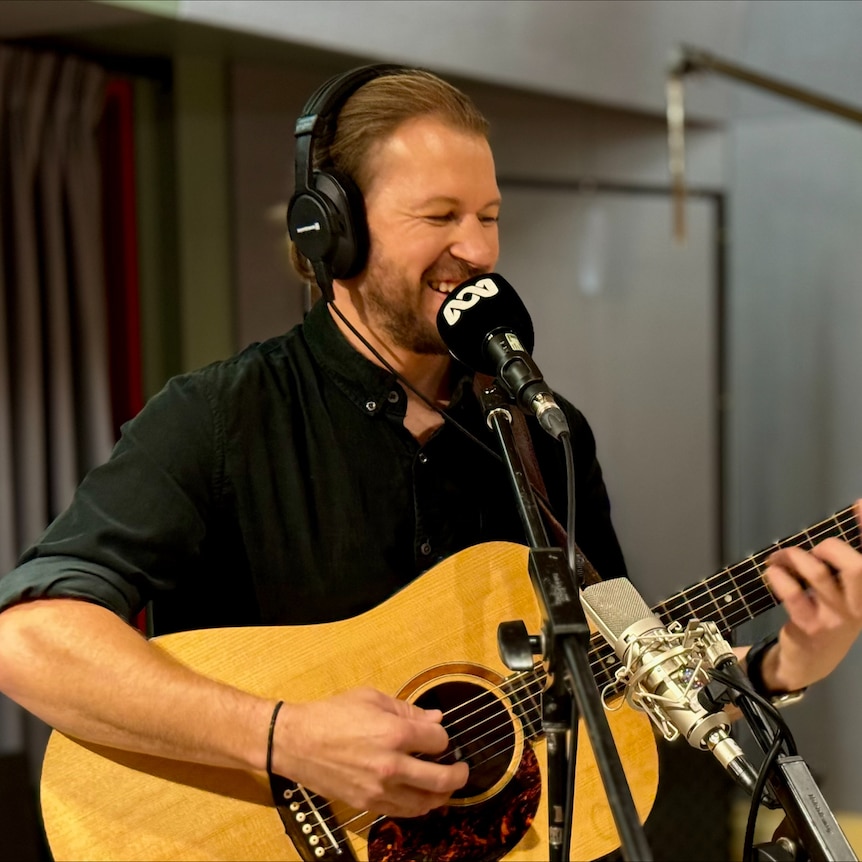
left=587, top=505, right=860, bottom=693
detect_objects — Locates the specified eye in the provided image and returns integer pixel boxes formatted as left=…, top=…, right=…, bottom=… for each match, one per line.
left=425, top=212, right=457, bottom=223
left=479, top=214, right=500, bottom=225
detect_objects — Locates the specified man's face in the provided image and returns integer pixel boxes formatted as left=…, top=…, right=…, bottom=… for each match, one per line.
left=352, top=115, right=501, bottom=355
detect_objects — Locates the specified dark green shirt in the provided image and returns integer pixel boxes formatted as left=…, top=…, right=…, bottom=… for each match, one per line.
left=0, top=300, right=626, bottom=634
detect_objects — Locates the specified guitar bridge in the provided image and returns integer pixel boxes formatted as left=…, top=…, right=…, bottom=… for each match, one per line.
left=270, top=772, right=355, bottom=861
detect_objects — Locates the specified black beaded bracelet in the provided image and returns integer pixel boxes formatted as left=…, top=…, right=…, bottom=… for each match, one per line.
left=745, top=633, right=806, bottom=706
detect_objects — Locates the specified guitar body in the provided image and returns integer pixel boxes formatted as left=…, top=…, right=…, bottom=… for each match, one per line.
left=41, top=542, right=658, bottom=861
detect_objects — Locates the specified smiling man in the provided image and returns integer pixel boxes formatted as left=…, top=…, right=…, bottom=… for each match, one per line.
left=1, top=65, right=861, bottom=857
left=327, top=111, right=501, bottom=442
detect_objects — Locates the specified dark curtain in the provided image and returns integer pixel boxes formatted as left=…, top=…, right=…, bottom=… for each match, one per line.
left=0, top=44, right=142, bottom=861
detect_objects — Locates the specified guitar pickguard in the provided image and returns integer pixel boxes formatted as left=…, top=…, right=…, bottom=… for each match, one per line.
left=366, top=746, right=541, bottom=862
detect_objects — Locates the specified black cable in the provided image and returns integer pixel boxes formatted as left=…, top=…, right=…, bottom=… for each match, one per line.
left=742, top=732, right=786, bottom=862
left=327, top=297, right=577, bottom=564
left=559, top=430, right=577, bottom=580
left=708, top=666, right=798, bottom=862
left=709, top=667, right=797, bottom=756
left=327, top=299, right=504, bottom=463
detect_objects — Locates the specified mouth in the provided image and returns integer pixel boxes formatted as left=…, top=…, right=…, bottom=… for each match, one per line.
left=427, top=280, right=461, bottom=295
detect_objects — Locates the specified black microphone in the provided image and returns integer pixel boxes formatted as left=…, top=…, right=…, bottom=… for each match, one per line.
left=436, top=273, right=569, bottom=439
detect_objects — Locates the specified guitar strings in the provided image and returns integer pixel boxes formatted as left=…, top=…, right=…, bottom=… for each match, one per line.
left=434, top=508, right=859, bottom=733
left=301, top=670, right=548, bottom=841
left=288, top=508, right=859, bottom=851
left=587, top=507, right=858, bottom=692
left=653, top=507, right=856, bottom=631
left=297, top=509, right=859, bottom=847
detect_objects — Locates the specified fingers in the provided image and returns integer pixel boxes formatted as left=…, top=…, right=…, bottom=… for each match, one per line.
left=399, top=748, right=470, bottom=795
left=756, top=503, right=862, bottom=691
left=813, top=537, right=862, bottom=617
left=367, top=689, right=450, bottom=755
left=764, top=516, right=862, bottom=627
left=390, top=695, right=443, bottom=724
left=365, top=691, right=469, bottom=810
left=374, top=754, right=469, bottom=817
left=272, top=687, right=470, bottom=818
left=765, top=545, right=839, bottom=603
left=357, top=743, right=468, bottom=816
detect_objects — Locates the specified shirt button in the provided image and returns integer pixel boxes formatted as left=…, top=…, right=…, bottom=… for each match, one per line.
left=387, top=390, right=399, bottom=404
left=417, top=452, right=428, bottom=464
left=365, top=400, right=377, bottom=412
left=420, top=541, right=432, bottom=556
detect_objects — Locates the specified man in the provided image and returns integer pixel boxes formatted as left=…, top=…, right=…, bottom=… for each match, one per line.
left=0, top=65, right=860, bottom=829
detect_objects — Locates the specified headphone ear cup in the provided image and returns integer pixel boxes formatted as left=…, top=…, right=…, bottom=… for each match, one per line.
left=314, top=169, right=369, bottom=279
left=287, top=169, right=368, bottom=282
left=287, top=183, right=339, bottom=269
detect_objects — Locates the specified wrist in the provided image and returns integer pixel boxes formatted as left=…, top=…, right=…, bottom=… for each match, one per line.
left=745, top=633, right=807, bottom=705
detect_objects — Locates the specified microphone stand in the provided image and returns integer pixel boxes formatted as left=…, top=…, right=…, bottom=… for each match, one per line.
left=477, top=381, right=652, bottom=862
left=730, top=687, right=858, bottom=862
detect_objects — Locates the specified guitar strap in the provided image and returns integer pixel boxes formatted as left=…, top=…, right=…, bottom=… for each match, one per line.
left=472, top=373, right=603, bottom=586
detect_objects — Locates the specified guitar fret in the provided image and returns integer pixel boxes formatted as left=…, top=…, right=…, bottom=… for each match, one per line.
left=655, top=592, right=693, bottom=626
left=581, top=506, right=860, bottom=706
left=589, top=635, right=621, bottom=692
left=813, top=513, right=857, bottom=546
left=701, top=574, right=733, bottom=629
left=657, top=510, right=853, bottom=638
left=842, top=514, right=861, bottom=548
left=724, top=558, right=760, bottom=627
left=710, top=568, right=749, bottom=631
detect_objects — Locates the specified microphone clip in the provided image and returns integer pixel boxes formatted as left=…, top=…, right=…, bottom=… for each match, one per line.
left=604, top=618, right=735, bottom=747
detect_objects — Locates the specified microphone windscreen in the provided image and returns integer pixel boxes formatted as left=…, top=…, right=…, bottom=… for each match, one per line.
left=435, top=273, right=535, bottom=374
left=581, top=579, right=655, bottom=637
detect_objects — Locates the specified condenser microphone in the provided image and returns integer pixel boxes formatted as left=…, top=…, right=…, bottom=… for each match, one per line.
left=436, top=273, right=568, bottom=439
left=580, top=577, right=770, bottom=802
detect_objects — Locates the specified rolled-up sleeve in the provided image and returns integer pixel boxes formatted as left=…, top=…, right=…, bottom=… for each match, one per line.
left=0, top=373, right=222, bottom=621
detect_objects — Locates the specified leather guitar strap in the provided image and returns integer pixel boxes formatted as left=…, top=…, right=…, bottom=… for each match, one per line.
left=473, top=373, right=603, bottom=586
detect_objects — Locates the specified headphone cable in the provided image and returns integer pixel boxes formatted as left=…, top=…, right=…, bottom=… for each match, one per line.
left=327, top=298, right=504, bottom=464
left=326, top=294, right=570, bottom=556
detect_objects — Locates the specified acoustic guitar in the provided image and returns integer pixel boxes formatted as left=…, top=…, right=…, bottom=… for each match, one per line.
left=40, top=506, right=860, bottom=861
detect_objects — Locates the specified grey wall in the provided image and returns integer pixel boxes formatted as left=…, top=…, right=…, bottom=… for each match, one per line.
left=183, top=0, right=746, bottom=119
left=729, top=117, right=862, bottom=803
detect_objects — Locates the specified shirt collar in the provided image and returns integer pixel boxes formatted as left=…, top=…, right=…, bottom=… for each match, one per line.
left=302, top=299, right=475, bottom=417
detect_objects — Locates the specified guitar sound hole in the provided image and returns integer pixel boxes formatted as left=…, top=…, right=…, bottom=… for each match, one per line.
left=414, top=680, right=516, bottom=800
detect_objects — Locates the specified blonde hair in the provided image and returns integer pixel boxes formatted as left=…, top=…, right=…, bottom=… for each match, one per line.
left=289, top=69, right=490, bottom=285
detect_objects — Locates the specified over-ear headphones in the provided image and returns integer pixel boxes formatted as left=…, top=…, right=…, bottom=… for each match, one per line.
left=287, top=64, right=410, bottom=301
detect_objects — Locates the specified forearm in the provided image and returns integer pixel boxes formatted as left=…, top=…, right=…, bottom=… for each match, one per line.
left=0, top=598, right=274, bottom=772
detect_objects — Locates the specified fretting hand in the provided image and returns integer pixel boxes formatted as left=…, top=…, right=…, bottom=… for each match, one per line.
left=759, top=499, right=862, bottom=693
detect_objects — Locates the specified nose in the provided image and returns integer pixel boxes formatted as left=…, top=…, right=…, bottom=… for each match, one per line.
left=449, top=215, right=499, bottom=271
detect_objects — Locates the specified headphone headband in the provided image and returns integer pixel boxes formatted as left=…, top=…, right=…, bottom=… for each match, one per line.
left=288, top=64, right=411, bottom=300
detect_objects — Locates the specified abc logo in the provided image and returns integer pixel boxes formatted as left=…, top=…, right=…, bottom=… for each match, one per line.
left=442, top=277, right=499, bottom=325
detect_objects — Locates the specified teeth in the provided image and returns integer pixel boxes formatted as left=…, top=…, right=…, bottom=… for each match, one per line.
left=431, top=281, right=458, bottom=294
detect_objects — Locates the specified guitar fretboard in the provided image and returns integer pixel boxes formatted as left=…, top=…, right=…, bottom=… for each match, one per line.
left=514, top=505, right=860, bottom=708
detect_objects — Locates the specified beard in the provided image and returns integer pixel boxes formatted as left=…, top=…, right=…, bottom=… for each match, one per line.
left=362, top=254, right=480, bottom=355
